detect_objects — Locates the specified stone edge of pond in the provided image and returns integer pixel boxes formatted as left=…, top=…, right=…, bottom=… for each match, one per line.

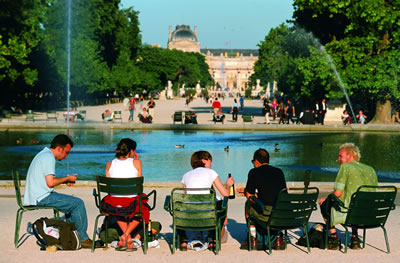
left=1, top=180, right=399, bottom=190
left=1, top=122, right=400, bottom=133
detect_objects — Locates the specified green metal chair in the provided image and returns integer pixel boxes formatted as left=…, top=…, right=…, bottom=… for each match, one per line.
left=46, top=111, right=58, bottom=122
left=12, top=171, right=60, bottom=248
left=113, top=111, right=122, bottom=122
left=172, top=111, right=183, bottom=124
left=325, top=185, right=397, bottom=253
left=164, top=188, right=228, bottom=255
left=241, top=114, right=254, bottom=123
left=25, top=110, right=35, bottom=122
left=91, top=176, right=156, bottom=253
left=245, top=187, right=319, bottom=254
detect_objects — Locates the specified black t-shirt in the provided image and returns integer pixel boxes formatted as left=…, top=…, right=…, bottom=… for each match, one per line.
left=245, top=165, right=287, bottom=206
left=147, top=101, right=156, bottom=108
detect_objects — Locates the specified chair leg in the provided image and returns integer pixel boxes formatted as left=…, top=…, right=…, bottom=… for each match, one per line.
left=14, top=209, right=24, bottom=248
left=362, top=228, right=366, bottom=249
left=247, top=221, right=252, bottom=251
left=304, top=226, right=311, bottom=254
left=324, top=219, right=329, bottom=249
left=284, top=229, right=288, bottom=250
left=91, top=214, right=103, bottom=252
left=267, top=227, right=272, bottom=254
left=381, top=226, right=390, bottom=253
left=215, top=226, right=220, bottom=255
left=344, top=226, right=349, bottom=253
left=143, top=220, right=147, bottom=254
left=53, top=209, right=60, bottom=220
left=172, top=226, right=176, bottom=254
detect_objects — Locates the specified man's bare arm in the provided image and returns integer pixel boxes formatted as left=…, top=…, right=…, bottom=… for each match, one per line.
left=45, top=174, right=77, bottom=188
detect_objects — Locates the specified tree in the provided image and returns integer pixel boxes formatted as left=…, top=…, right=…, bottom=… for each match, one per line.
left=251, top=24, right=340, bottom=104
left=293, top=0, right=400, bottom=123
left=136, top=46, right=212, bottom=94
left=0, top=0, right=49, bottom=107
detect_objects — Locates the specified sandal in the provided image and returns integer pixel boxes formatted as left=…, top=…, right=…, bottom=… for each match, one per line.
left=208, top=241, right=216, bottom=250
left=125, top=236, right=138, bottom=252
left=115, top=236, right=127, bottom=251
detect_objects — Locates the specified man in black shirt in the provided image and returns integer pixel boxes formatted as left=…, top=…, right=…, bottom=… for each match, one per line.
left=240, top=148, right=287, bottom=250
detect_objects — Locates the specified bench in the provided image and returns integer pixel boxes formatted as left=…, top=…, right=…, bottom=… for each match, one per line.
left=0, top=110, right=12, bottom=122
left=25, top=110, right=35, bottom=122
left=46, top=111, right=58, bottom=122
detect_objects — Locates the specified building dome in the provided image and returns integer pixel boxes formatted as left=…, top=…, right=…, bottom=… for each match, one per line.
left=171, top=25, right=197, bottom=42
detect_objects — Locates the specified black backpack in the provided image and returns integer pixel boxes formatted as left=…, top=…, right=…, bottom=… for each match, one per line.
left=296, top=223, right=326, bottom=249
left=33, top=217, right=81, bottom=250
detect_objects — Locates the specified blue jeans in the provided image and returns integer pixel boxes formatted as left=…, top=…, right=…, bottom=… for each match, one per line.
left=38, top=192, right=89, bottom=241
left=129, top=109, right=134, bottom=121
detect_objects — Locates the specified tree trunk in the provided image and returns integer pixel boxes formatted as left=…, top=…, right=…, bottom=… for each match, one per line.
left=370, top=99, right=392, bottom=124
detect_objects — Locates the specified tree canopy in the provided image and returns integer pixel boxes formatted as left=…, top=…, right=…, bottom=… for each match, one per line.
left=292, top=0, right=400, bottom=122
left=0, top=0, right=212, bottom=110
left=251, top=24, right=341, bottom=105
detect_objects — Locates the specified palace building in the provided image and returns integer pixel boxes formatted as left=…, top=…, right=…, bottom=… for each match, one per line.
left=168, top=25, right=258, bottom=94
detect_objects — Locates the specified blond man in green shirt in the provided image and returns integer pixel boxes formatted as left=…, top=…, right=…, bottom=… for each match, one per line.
left=319, top=143, right=378, bottom=250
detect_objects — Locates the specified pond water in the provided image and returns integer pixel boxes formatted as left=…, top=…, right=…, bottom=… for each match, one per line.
left=1, top=129, right=399, bottom=183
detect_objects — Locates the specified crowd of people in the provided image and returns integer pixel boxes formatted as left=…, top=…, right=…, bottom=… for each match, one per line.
left=23, top=133, right=378, bottom=252
left=261, top=97, right=328, bottom=125
left=123, top=95, right=156, bottom=124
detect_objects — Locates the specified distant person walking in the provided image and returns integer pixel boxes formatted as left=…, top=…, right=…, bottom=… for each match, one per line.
left=263, top=99, right=273, bottom=124
left=128, top=97, right=136, bottom=122
left=320, top=98, right=327, bottom=125
left=230, top=99, right=239, bottom=122
left=239, top=96, right=244, bottom=110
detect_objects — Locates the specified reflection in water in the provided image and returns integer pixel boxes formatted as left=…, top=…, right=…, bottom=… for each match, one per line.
left=1, top=130, right=400, bottom=182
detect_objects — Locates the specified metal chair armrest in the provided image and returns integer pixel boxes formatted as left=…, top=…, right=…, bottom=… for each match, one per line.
left=143, top=190, right=157, bottom=211
left=92, top=188, right=100, bottom=209
left=164, top=195, right=171, bottom=214
left=327, top=193, right=348, bottom=213
left=249, top=196, right=272, bottom=213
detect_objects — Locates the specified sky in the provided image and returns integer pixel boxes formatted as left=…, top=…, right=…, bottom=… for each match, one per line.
left=120, top=0, right=294, bottom=49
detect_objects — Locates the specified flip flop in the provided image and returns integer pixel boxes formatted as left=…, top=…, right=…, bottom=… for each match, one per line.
left=115, top=245, right=127, bottom=251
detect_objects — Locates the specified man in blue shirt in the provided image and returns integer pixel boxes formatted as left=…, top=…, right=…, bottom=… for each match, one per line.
left=24, top=134, right=92, bottom=248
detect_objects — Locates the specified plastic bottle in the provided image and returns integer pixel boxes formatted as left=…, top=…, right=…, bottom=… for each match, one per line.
left=228, top=173, right=235, bottom=199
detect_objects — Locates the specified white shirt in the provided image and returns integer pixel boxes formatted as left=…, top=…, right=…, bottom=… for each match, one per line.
left=182, top=167, right=220, bottom=197
left=109, top=158, right=139, bottom=197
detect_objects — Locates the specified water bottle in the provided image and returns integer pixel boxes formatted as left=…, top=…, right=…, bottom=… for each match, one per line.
left=147, top=220, right=152, bottom=241
left=228, top=173, right=235, bottom=199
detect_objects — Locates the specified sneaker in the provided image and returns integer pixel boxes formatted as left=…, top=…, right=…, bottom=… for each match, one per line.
left=327, top=236, right=341, bottom=250
left=350, top=236, right=361, bottom=250
left=81, top=239, right=93, bottom=249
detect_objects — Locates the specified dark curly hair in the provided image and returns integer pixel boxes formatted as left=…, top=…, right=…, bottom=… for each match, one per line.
left=115, top=138, right=137, bottom=158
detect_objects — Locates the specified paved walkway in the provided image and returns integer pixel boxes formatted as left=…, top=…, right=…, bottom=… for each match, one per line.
left=2, top=97, right=399, bottom=131
left=1, top=184, right=399, bottom=263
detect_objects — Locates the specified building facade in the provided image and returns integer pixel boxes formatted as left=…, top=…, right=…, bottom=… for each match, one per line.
left=168, top=25, right=258, bottom=94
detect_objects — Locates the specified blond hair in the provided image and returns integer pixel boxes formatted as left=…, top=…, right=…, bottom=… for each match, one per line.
left=339, top=143, right=360, bottom=161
